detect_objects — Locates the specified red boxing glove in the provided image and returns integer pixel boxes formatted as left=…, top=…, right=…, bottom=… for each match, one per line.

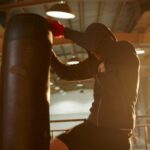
left=50, top=20, right=65, bottom=37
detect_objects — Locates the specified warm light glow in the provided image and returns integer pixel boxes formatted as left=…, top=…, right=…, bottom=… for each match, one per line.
left=46, top=11, right=75, bottom=19
left=50, top=82, right=53, bottom=86
left=48, top=31, right=53, bottom=44
left=136, top=48, right=145, bottom=55
left=60, top=90, right=66, bottom=95
left=54, top=86, right=60, bottom=90
left=47, top=73, right=51, bottom=104
left=66, top=60, right=79, bottom=65
left=76, top=83, right=83, bottom=87
left=66, top=56, right=80, bottom=65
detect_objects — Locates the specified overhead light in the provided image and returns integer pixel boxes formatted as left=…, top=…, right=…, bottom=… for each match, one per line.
left=49, top=82, right=53, bottom=86
left=136, top=48, right=145, bottom=55
left=76, top=83, right=84, bottom=87
left=66, top=56, right=80, bottom=65
left=46, top=1, right=75, bottom=19
left=60, top=90, right=66, bottom=95
left=54, top=86, right=60, bottom=90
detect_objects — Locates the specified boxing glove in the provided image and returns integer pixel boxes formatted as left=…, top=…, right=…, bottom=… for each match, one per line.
left=50, top=20, right=65, bottom=37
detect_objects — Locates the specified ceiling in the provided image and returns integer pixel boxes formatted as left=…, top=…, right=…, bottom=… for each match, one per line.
left=0, top=0, right=150, bottom=93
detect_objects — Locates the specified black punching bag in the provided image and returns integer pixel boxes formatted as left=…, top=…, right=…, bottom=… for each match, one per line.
left=0, top=14, right=51, bottom=150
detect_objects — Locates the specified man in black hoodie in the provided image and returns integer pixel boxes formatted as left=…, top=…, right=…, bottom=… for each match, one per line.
left=49, top=21, right=140, bottom=150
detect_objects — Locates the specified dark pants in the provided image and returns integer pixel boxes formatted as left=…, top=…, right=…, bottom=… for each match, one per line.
left=58, top=121, right=131, bottom=150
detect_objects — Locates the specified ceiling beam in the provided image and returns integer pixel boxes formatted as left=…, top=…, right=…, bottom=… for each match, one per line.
left=0, top=25, right=4, bottom=37
left=78, top=0, right=85, bottom=31
left=140, top=54, right=150, bottom=66
left=77, top=0, right=85, bottom=59
left=125, top=11, right=136, bottom=32
left=115, top=32, right=139, bottom=43
left=0, top=0, right=58, bottom=9
left=96, top=0, right=101, bottom=22
left=140, top=70, right=150, bottom=78
left=68, top=20, right=77, bottom=56
left=111, top=1, right=126, bottom=31
left=132, top=11, right=150, bottom=33
left=134, top=0, right=142, bottom=22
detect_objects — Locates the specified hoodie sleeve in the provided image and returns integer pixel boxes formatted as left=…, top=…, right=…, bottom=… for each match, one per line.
left=64, top=27, right=90, bottom=51
left=50, top=49, right=100, bottom=81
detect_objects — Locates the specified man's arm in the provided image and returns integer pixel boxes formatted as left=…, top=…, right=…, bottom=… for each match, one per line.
left=50, top=49, right=99, bottom=81
left=49, top=20, right=89, bottom=51
left=64, top=28, right=90, bottom=51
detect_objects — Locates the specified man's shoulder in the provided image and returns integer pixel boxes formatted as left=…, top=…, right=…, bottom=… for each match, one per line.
left=116, top=41, right=136, bottom=54
left=114, top=41, right=139, bottom=66
left=116, top=41, right=136, bottom=53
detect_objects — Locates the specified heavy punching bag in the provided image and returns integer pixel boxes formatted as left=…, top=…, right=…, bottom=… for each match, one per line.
left=0, top=14, right=51, bottom=150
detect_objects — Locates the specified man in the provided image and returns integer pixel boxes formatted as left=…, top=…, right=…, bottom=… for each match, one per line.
left=49, top=21, right=140, bottom=150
